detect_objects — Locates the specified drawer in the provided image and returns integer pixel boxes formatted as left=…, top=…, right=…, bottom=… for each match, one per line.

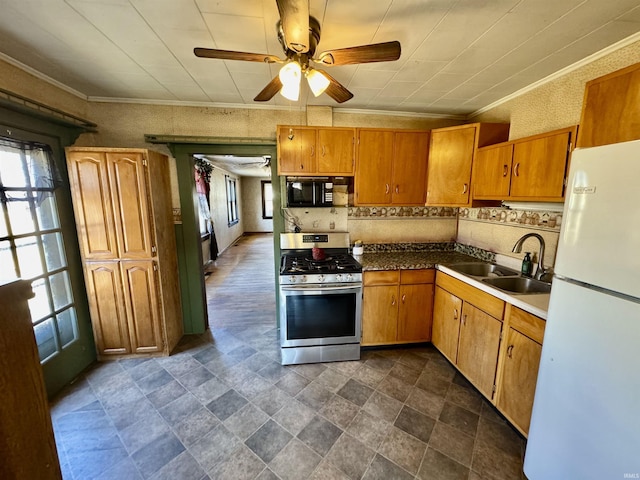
left=508, top=306, right=545, bottom=344
left=364, top=270, right=400, bottom=286
left=401, top=269, right=435, bottom=284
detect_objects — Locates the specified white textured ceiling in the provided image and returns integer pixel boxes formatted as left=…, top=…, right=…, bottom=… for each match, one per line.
left=1, top=0, right=639, bottom=116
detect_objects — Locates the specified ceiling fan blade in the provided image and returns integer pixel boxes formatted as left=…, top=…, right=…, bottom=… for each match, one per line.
left=317, top=70, right=353, bottom=104
left=315, top=41, right=401, bottom=66
left=276, top=0, right=309, bottom=53
left=194, top=47, right=281, bottom=63
left=254, top=75, right=283, bottom=102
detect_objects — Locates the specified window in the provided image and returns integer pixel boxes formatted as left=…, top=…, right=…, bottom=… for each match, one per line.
left=0, top=138, right=78, bottom=362
left=226, top=175, right=238, bottom=226
left=261, top=181, right=273, bottom=219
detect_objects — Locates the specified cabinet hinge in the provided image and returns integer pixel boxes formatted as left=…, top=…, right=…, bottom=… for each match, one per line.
left=492, top=384, right=497, bottom=393
left=142, top=156, right=148, bottom=166
left=153, top=262, right=158, bottom=271
left=499, top=331, right=503, bottom=340
left=568, top=141, right=573, bottom=152
left=151, top=245, right=157, bottom=254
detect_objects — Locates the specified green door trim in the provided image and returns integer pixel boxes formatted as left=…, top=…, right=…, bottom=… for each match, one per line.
left=149, top=139, right=282, bottom=335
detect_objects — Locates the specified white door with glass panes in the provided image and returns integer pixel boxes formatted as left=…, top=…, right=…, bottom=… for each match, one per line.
left=0, top=128, right=95, bottom=395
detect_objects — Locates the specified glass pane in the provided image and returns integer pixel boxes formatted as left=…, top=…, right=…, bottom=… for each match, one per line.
left=57, top=308, right=78, bottom=348
left=34, top=319, right=58, bottom=361
left=42, top=232, right=66, bottom=271
left=0, top=207, right=7, bottom=238
left=6, top=193, right=35, bottom=235
left=28, top=277, right=51, bottom=322
left=36, top=194, right=60, bottom=230
left=16, top=236, right=43, bottom=278
left=0, top=148, right=28, bottom=187
left=50, top=270, right=72, bottom=310
left=0, top=240, right=17, bottom=278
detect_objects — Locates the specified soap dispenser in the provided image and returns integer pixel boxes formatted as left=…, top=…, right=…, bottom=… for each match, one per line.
left=521, top=252, right=533, bottom=277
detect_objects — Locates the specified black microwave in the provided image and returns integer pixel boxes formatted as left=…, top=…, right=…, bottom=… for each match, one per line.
left=286, top=179, right=333, bottom=207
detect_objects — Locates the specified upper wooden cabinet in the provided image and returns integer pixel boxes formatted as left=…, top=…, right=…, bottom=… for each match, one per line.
left=277, top=126, right=355, bottom=176
left=427, top=123, right=510, bottom=206
left=473, top=126, right=577, bottom=201
left=66, top=148, right=183, bottom=359
left=577, top=62, right=640, bottom=148
left=355, top=129, right=430, bottom=206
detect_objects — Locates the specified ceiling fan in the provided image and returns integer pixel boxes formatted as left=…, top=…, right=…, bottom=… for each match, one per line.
left=194, top=0, right=401, bottom=103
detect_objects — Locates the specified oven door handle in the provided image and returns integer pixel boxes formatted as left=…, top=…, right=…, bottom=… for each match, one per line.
left=281, top=284, right=361, bottom=293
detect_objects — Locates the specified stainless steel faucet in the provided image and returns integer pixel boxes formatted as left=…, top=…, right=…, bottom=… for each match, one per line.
left=512, top=233, right=551, bottom=281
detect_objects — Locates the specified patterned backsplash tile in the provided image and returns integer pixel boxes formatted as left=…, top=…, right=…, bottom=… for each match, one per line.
left=348, top=206, right=458, bottom=219
left=361, top=241, right=496, bottom=263
left=459, top=207, right=562, bottom=231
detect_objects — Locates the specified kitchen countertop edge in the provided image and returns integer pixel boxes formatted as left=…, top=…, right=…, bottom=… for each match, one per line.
left=356, top=252, right=549, bottom=319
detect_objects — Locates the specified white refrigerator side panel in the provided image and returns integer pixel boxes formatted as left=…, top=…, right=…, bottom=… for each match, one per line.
left=555, top=140, right=640, bottom=299
left=524, top=279, right=640, bottom=480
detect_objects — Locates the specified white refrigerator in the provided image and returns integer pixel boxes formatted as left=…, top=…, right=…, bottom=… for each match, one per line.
left=524, top=140, right=640, bottom=479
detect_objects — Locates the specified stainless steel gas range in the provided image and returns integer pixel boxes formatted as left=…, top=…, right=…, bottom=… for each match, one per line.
left=279, top=232, right=362, bottom=365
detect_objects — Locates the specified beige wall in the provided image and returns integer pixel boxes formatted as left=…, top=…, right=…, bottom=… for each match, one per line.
left=209, top=167, right=243, bottom=254
left=242, top=176, right=273, bottom=233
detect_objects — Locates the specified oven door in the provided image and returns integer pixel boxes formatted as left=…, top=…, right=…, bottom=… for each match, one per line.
left=279, top=283, right=362, bottom=348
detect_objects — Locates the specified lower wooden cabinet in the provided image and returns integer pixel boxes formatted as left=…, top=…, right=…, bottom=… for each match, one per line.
left=362, top=269, right=434, bottom=346
left=433, top=271, right=547, bottom=437
left=495, top=305, right=546, bottom=436
left=432, top=272, right=505, bottom=399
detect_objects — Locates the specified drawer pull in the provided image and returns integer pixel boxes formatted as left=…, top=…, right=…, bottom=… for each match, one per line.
left=503, top=164, right=508, bottom=177
left=385, top=183, right=390, bottom=194
left=514, top=162, right=520, bottom=177
left=391, top=296, right=396, bottom=306
left=453, top=308, right=458, bottom=320
left=507, top=344, right=514, bottom=358
left=401, top=294, right=406, bottom=303
left=462, top=183, right=468, bottom=194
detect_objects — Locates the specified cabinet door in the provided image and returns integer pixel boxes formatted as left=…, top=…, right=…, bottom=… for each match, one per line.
left=391, top=131, right=429, bottom=205
left=84, top=262, right=130, bottom=355
left=317, top=128, right=355, bottom=175
left=457, top=303, right=502, bottom=399
left=355, top=130, right=394, bottom=205
left=362, top=285, right=398, bottom=345
left=497, top=328, right=542, bottom=435
left=427, top=126, right=476, bottom=205
left=432, top=286, right=462, bottom=363
left=473, top=144, right=513, bottom=199
left=510, top=131, right=570, bottom=199
left=278, top=127, right=317, bottom=175
left=397, top=283, right=434, bottom=342
left=107, top=153, right=154, bottom=259
left=121, top=260, right=163, bottom=354
left=66, top=151, right=119, bottom=260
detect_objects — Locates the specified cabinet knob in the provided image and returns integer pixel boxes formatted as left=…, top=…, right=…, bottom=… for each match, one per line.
left=514, top=163, right=520, bottom=177
left=503, top=165, right=508, bottom=177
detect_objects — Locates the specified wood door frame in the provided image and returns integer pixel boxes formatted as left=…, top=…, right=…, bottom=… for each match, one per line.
left=146, top=137, right=280, bottom=334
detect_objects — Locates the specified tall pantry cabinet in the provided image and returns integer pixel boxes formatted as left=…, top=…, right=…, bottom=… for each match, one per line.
left=65, top=148, right=183, bottom=358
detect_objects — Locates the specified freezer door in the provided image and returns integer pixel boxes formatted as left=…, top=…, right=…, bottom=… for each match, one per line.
left=555, top=140, right=640, bottom=299
left=524, top=279, right=640, bottom=479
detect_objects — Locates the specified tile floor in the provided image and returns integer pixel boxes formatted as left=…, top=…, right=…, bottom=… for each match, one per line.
left=50, top=235, right=527, bottom=480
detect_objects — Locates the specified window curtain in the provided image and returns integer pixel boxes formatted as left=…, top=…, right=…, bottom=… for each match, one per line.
left=194, top=160, right=218, bottom=260
left=0, top=136, right=62, bottom=204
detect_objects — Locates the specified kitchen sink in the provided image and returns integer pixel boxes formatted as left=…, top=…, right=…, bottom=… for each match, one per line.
left=447, top=262, right=520, bottom=277
left=481, top=276, right=552, bottom=294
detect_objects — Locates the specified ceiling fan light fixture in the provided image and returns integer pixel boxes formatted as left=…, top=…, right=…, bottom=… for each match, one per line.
left=306, top=69, right=330, bottom=97
left=279, top=61, right=302, bottom=101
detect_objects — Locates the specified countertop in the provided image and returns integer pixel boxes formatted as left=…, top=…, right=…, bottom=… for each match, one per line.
left=356, top=251, right=549, bottom=319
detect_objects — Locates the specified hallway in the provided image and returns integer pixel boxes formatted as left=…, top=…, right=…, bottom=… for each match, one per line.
left=205, top=233, right=276, bottom=329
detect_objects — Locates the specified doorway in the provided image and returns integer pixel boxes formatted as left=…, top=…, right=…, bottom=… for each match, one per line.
left=162, top=139, right=282, bottom=335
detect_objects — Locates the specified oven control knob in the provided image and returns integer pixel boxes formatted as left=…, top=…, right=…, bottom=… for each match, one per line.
left=301, top=275, right=307, bottom=283
left=318, top=275, right=325, bottom=282
left=335, top=274, right=342, bottom=282
left=346, top=274, right=353, bottom=281
left=289, top=276, right=296, bottom=283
